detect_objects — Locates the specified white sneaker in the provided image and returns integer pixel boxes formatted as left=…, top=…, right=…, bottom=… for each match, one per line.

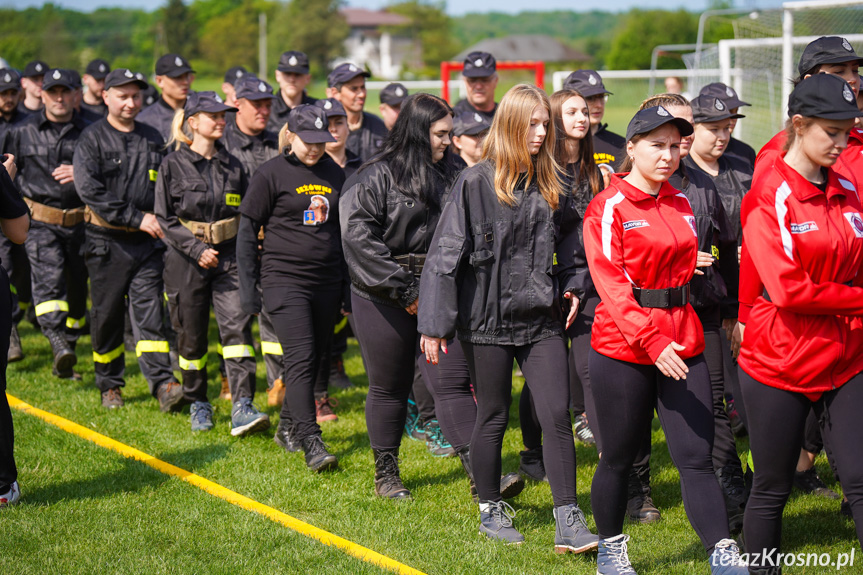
left=0, top=481, right=20, bottom=508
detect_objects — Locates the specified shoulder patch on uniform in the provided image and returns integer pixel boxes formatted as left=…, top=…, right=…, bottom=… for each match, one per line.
left=683, top=215, right=697, bottom=236
left=622, top=219, right=650, bottom=231
left=844, top=212, right=863, bottom=238
left=790, top=221, right=819, bottom=234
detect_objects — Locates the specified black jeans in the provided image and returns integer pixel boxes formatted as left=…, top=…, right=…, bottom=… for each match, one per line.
left=463, top=336, right=577, bottom=506
left=740, top=369, right=863, bottom=563
left=589, top=349, right=730, bottom=550
left=0, top=267, right=15, bottom=492
left=268, top=283, right=341, bottom=441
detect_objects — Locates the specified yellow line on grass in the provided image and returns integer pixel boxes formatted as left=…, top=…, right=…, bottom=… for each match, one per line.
left=7, top=394, right=427, bottom=575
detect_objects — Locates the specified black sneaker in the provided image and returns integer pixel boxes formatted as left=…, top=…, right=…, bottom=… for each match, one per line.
left=793, top=467, right=839, bottom=499
left=301, top=434, right=338, bottom=472
left=157, top=382, right=185, bottom=413
left=101, top=387, right=124, bottom=409
left=7, top=324, right=22, bottom=363
left=716, top=464, right=747, bottom=534
left=573, top=413, right=596, bottom=446
left=274, top=420, right=301, bottom=453
left=518, top=447, right=547, bottom=482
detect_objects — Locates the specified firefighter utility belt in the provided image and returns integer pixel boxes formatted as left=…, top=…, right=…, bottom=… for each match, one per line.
left=632, top=284, right=690, bottom=308
left=180, top=215, right=240, bottom=245
left=84, top=206, right=145, bottom=233
left=394, top=253, right=426, bottom=277
left=25, top=198, right=85, bottom=227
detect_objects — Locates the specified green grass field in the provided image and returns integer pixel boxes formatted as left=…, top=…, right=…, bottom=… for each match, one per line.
left=1, top=317, right=858, bottom=574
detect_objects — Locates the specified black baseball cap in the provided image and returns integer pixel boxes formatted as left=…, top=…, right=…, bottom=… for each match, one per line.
left=235, top=76, right=275, bottom=101
left=798, top=36, right=863, bottom=76
left=562, top=69, right=612, bottom=98
left=788, top=73, right=863, bottom=120
left=380, top=83, right=408, bottom=107
left=23, top=60, right=48, bottom=78
left=287, top=105, right=336, bottom=143
left=68, top=69, right=83, bottom=88
left=224, top=66, right=248, bottom=86
left=463, top=51, right=496, bottom=78
left=104, top=69, right=148, bottom=90
left=327, top=63, right=370, bottom=87
left=626, top=105, right=693, bottom=141
left=42, top=69, right=77, bottom=91
left=277, top=51, right=310, bottom=75
left=453, top=111, right=491, bottom=137
left=690, top=95, right=746, bottom=124
left=0, top=69, right=20, bottom=92
left=184, top=91, right=236, bottom=115
left=699, top=82, right=750, bottom=108
left=85, top=59, right=110, bottom=80
left=155, top=53, right=195, bottom=78
left=314, top=98, right=347, bottom=118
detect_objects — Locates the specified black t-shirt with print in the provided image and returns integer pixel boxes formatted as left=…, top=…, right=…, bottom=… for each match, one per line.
left=240, top=150, right=346, bottom=288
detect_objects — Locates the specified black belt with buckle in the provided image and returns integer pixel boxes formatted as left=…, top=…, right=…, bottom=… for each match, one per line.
left=394, top=253, right=426, bottom=277
left=632, top=284, right=691, bottom=308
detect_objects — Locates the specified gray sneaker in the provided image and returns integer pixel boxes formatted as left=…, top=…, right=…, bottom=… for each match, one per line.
left=190, top=401, right=214, bottom=432
left=597, top=534, right=637, bottom=575
left=230, top=397, right=270, bottom=437
left=553, top=503, right=598, bottom=554
left=479, top=500, right=524, bottom=544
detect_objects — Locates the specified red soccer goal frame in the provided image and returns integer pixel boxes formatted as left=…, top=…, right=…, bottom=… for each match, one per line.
left=440, top=60, right=545, bottom=104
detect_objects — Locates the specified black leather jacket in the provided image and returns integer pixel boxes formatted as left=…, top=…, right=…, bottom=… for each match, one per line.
left=345, top=112, right=388, bottom=162
left=221, top=118, right=279, bottom=177
left=6, top=110, right=89, bottom=208
left=417, top=161, right=580, bottom=345
left=154, top=143, right=247, bottom=262
left=340, top=160, right=446, bottom=308
left=73, top=118, right=166, bottom=230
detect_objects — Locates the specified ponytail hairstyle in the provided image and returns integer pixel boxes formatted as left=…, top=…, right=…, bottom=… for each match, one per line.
left=167, top=107, right=194, bottom=150
left=618, top=92, right=691, bottom=173
left=278, top=122, right=294, bottom=154
left=550, top=88, right=602, bottom=197
left=483, top=84, right=563, bottom=210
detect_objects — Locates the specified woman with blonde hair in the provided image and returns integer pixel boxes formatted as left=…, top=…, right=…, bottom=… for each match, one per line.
left=155, top=91, right=269, bottom=436
left=419, top=84, right=597, bottom=551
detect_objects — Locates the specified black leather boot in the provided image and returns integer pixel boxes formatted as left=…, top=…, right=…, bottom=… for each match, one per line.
left=373, top=448, right=411, bottom=499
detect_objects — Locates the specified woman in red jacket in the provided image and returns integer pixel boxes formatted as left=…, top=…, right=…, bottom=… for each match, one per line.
left=584, top=106, right=746, bottom=575
left=739, top=74, right=863, bottom=574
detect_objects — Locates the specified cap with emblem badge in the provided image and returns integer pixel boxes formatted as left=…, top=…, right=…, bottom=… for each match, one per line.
left=690, top=95, right=746, bottom=124
left=699, top=82, right=750, bottom=109
left=462, top=51, right=496, bottom=78
left=380, top=83, right=408, bottom=107
left=184, top=91, right=237, bottom=115
left=23, top=60, right=48, bottom=78
left=563, top=69, right=613, bottom=98
left=104, top=68, right=148, bottom=90
left=626, top=105, right=694, bottom=141
left=278, top=51, right=310, bottom=75
left=288, top=105, right=336, bottom=143
left=0, top=68, right=21, bottom=92
left=85, top=59, right=111, bottom=80
left=235, top=76, right=275, bottom=101
left=798, top=36, right=863, bottom=76
left=223, top=66, right=248, bottom=86
left=788, top=73, right=863, bottom=120
left=41, top=69, right=77, bottom=91
left=453, top=111, right=491, bottom=137
left=327, top=62, right=370, bottom=87
left=155, top=53, right=195, bottom=78
left=314, top=98, right=346, bottom=118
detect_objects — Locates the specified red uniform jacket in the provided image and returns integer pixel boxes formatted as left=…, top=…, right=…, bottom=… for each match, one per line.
left=739, top=128, right=863, bottom=323
left=739, top=157, right=863, bottom=399
left=585, top=174, right=704, bottom=365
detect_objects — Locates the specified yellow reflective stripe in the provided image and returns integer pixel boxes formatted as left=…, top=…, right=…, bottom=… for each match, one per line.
left=35, top=300, right=69, bottom=316
left=747, top=450, right=754, bottom=472
left=9, top=284, right=16, bottom=295
left=333, top=316, right=348, bottom=334
left=135, top=340, right=170, bottom=357
left=19, top=301, right=29, bottom=311
left=66, top=316, right=87, bottom=330
left=222, top=344, right=255, bottom=359
left=179, top=354, right=208, bottom=370
left=261, top=341, right=283, bottom=356
left=163, top=292, right=168, bottom=302
left=93, top=344, right=124, bottom=364
left=149, top=169, right=158, bottom=182
left=215, top=342, right=223, bottom=356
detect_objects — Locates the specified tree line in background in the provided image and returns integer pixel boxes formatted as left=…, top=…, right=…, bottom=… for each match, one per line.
left=0, top=0, right=736, bottom=79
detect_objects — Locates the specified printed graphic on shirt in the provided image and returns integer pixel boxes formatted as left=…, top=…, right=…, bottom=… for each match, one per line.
left=843, top=212, right=863, bottom=238
left=790, top=221, right=819, bottom=234
left=303, top=195, right=329, bottom=226
left=296, top=184, right=333, bottom=195
left=683, top=215, right=697, bottom=237
left=622, top=220, right=649, bottom=231
left=594, top=152, right=617, bottom=165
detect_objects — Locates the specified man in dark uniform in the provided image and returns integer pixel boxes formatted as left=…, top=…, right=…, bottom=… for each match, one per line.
left=453, top=51, right=498, bottom=121
left=564, top=69, right=625, bottom=175
left=4, top=69, right=89, bottom=379
left=326, top=63, right=386, bottom=162
left=0, top=70, right=30, bottom=362
left=81, top=59, right=110, bottom=118
left=267, top=51, right=317, bottom=133
left=699, top=82, right=757, bottom=165
left=222, top=65, right=249, bottom=107
left=137, top=73, right=159, bottom=109
left=68, top=70, right=101, bottom=125
left=379, top=82, right=408, bottom=130
left=73, top=69, right=182, bottom=410
left=19, top=61, right=47, bottom=114
left=137, top=53, right=195, bottom=141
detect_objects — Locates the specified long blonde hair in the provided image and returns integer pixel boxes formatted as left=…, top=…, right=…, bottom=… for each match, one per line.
left=482, top=84, right=563, bottom=210
left=278, top=122, right=295, bottom=154
left=167, top=107, right=194, bottom=150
